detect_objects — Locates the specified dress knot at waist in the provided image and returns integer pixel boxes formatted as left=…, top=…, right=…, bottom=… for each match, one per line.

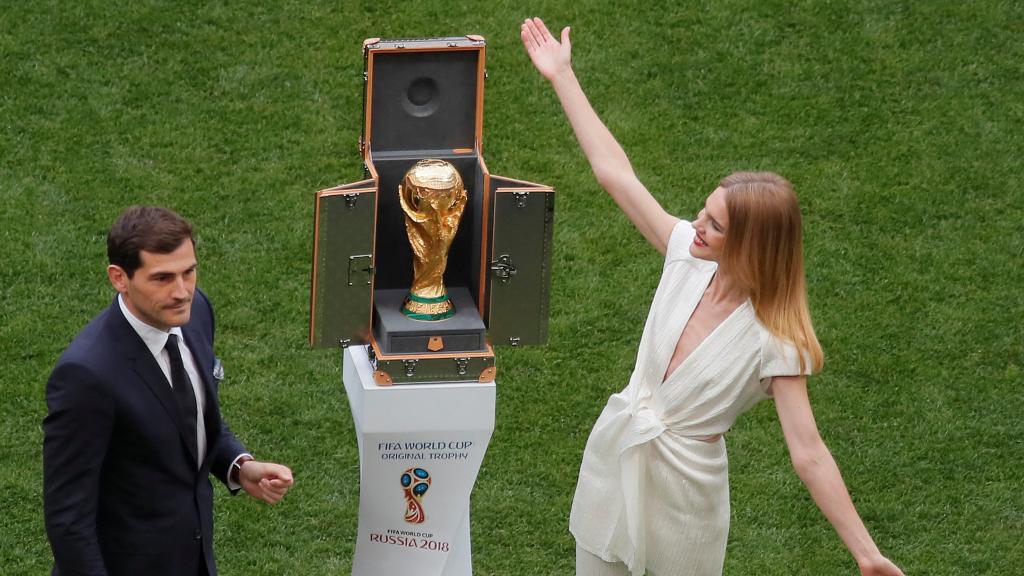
left=617, top=405, right=666, bottom=455
left=614, top=404, right=724, bottom=453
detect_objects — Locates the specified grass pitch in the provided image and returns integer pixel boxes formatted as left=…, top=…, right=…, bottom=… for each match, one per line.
left=2, top=1, right=1022, bottom=574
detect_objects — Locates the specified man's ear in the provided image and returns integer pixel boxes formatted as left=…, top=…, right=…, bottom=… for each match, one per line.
left=107, top=265, right=129, bottom=293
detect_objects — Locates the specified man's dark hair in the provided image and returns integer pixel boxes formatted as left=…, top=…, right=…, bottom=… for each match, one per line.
left=107, top=206, right=194, bottom=277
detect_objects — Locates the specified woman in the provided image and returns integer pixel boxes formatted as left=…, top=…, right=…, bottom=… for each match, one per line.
left=520, top=17, right=904, bottom=576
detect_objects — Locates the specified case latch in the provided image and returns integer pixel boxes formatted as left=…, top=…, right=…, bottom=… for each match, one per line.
left=513, top=191, right=529, bottom=208
left=454, top=358, right=469, bottom=376
left=490, top=254, right=516, bottom=283
left=347, top=255, right=374, bottom=286
left=403, top=359, right=418, bottom=377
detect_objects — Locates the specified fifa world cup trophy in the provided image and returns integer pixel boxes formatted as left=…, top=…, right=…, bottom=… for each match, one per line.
left=398, top=159, right=468, bottom=321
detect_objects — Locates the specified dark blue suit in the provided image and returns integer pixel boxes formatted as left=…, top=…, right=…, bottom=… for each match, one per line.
left=44, top=290, right=245, bottom=576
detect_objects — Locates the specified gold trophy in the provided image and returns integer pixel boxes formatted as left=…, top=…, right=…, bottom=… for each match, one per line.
left=399, top=159, right=468, bottom=321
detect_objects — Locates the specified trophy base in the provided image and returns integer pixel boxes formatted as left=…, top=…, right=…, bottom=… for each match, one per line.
left=373, top=287, right=486, bottom=355
left=401, top=292, right=455, bottom=321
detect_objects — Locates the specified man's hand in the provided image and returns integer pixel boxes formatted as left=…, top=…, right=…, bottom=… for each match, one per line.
left=239, top=460, right=293, bottom=504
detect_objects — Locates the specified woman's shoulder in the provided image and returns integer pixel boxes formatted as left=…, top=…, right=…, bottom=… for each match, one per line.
left=757, top=326, right=814, bottom=380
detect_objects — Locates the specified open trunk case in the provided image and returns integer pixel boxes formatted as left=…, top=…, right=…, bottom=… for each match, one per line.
left=310, top=36, right=555, bottom=384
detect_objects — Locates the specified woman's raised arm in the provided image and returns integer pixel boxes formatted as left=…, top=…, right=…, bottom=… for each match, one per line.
left=521, top=17, right=678, bottom=255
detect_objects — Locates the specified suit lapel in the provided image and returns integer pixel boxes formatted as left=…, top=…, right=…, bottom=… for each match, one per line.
left=183, top=328, right=214, bottom=403
left=109, top=300, right=201, bottom=467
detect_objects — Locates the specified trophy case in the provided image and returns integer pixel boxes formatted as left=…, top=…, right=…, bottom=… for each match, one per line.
left=310, top=36, right=555, bottom=384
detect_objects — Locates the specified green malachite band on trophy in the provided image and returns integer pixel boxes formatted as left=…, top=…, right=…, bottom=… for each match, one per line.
left=402, top=290, right=454, bottom=321
left=401, top=309, right=456, bottom=321
left=407, top=293, right=451, bottom=304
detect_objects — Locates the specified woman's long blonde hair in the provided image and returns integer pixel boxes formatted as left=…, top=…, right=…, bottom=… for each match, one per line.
left=719, top=171, right=824, bottom=373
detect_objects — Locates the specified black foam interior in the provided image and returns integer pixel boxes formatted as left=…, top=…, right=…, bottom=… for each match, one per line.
left=369, top=50, right=479, bottom=152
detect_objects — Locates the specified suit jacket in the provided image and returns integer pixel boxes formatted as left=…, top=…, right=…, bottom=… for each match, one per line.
left=44, top=290, right=245, bottom=576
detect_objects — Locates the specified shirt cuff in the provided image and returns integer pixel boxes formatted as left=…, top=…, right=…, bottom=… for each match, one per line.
left=227, top=453, right=253, bottom=491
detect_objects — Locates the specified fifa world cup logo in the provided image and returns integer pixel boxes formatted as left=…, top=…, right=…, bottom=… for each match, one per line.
left=398, top=159, right=468, bottom=321
left=401, top=467, right=432, bottom=524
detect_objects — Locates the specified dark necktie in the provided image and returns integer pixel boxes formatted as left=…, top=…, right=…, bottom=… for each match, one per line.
left=166, top=334, right=198, bottom=460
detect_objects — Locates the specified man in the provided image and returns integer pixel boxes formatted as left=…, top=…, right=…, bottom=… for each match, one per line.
left=43, top=206, right=294, bottom=576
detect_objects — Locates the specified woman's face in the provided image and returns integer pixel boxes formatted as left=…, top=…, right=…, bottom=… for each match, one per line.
left=690, top=186, right=729, bottom=262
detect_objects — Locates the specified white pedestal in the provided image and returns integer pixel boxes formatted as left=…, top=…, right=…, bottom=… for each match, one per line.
left=343, top=345, right=495, bottom=576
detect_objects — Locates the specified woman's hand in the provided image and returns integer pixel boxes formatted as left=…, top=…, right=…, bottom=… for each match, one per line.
left=859, top=555, right=905, bottom=576
left=520, top=17, right=571, bottom=82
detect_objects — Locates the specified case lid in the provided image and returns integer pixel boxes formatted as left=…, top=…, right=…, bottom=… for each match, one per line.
left=363, top=36, right=485, bottom=154
left=485, top=176, right=554, bottom=347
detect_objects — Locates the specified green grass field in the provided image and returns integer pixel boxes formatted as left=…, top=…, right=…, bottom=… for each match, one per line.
left=2, top=1, right=1022, bottom=574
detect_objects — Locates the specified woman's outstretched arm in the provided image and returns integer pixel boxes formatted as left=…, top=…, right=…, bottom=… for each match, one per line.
left=520, top=17, right=678, bottom=255
left=772, top=376, right=905, bottom=576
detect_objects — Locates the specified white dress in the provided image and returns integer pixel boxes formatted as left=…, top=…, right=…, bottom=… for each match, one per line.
left=569, top=219, right=810, bottom=576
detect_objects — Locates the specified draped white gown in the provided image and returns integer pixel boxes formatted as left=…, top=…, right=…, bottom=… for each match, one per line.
left=569, top=219, right=810, bottom=576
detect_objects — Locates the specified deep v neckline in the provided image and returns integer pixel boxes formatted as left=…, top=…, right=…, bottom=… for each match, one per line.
left=660, top=274, right=750, bottom=386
